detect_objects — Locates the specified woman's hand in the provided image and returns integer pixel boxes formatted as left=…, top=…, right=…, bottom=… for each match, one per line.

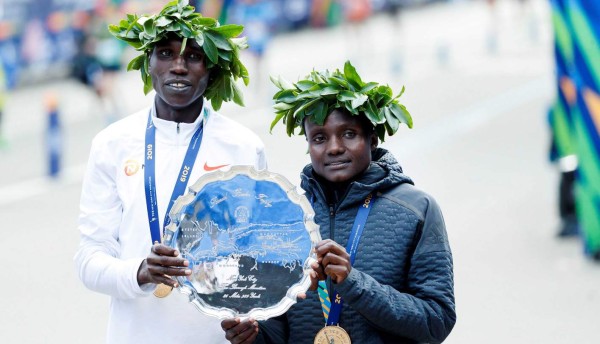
left=314, top=239, right=352, bottom=284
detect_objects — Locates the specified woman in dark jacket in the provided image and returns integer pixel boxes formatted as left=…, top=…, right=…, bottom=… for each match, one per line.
left=222, top=62, right=455, bottom=343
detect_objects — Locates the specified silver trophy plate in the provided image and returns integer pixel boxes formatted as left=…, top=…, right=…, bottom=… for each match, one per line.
left=163, top=166, right=321, bottom=320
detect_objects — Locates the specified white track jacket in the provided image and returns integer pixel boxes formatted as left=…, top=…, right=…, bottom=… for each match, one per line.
left=75, top=102, right=267, bottom=343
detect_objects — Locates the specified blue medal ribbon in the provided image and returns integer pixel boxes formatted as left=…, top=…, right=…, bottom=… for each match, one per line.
left=319, top=193, right=376, bottom=326
left=144, top=110, right=205, bottom=243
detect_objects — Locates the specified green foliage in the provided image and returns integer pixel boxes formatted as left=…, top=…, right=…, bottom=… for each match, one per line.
left=108, top=0, right=249, bottom=110
left=270, top=61, right=412, bottom=142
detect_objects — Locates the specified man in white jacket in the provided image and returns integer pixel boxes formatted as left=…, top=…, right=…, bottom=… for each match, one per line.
left=74, top=1, right=266, bottom=343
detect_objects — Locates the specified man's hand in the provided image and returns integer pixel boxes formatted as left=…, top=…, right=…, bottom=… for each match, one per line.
left=221, top=318, right=259, bottom=344
left=314, top=239, right=352, bottom=284
left=137, top=243, right=191, bottom=287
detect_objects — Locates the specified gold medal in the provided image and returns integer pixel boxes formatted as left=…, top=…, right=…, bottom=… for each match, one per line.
left=314, top=325, right=351, bottom=344
left=153, top=283, right=173, bottom=298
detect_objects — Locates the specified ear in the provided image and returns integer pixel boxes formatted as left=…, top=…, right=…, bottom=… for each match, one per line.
left=147, top=51, right=152, bottom=70
left=370, top=133, right=378, bottom=152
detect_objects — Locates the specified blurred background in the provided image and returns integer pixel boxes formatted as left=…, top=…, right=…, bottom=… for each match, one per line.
left=1, top=0, right=599, bottom=342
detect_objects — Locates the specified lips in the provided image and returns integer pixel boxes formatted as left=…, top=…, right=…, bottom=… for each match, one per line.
left=169, top=83, right=188, bottom=88
left=165, top=79, right=191, bottom=91
left=325, top=160, right=350, bottom=168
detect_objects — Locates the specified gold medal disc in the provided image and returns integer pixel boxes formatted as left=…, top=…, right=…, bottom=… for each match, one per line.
left=153, top=283, right=173, bottom=298
left=314, top=325, right=351, bottom=344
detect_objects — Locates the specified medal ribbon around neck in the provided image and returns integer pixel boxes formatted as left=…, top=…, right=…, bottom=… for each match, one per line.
left=144, top=109, right=205, bottom=244
left=318, top=193, right=376, bottom=326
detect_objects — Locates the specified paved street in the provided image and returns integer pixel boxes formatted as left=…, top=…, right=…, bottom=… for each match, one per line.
left=1, top=0, right=598, bottom=343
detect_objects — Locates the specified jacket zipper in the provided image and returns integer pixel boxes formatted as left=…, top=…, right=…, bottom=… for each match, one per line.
left=177, top=122, right=180, bottom=134
left=329, top=205, right=335, bottom=241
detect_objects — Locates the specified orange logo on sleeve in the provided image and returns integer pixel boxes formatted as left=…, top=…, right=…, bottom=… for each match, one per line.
left=124, top=159, right=141, bottom=176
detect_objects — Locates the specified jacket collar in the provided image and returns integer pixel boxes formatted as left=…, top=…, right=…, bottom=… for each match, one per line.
left=149, top=99, right=208, bottom=146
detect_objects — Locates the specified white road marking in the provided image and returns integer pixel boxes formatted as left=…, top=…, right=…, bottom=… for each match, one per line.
left=396, top=76, right=552, bottom=155
left=0, top=164, right=86, bottom=206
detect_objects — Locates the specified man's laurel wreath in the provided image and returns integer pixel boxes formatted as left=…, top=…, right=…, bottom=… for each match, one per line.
left=108, top=0, right=248, bottom=110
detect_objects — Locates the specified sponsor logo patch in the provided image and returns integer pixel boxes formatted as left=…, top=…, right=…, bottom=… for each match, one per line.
left=124, top=159, right=141, bottom=176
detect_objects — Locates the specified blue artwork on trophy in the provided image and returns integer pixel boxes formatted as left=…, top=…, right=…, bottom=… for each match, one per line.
left=163, top=166, right=320, bottom=320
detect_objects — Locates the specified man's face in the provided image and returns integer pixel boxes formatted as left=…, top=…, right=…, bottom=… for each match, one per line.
left=304, top=110, right=377, bottom=184
left=149, top=37, right=209, bottom=110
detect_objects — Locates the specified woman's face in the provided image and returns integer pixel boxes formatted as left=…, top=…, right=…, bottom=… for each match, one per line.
left=304, top=110, right=377, bottom=184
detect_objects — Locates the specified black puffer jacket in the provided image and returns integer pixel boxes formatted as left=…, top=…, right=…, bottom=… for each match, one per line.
left=258, top=148, right=456, bottom=343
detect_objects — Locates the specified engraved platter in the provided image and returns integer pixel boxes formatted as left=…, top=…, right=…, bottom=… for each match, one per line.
left=163, top=166, right=321, bottom=320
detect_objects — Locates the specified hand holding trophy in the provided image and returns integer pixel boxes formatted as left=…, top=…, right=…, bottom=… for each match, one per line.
left=136, top=243, right=191, bottom=297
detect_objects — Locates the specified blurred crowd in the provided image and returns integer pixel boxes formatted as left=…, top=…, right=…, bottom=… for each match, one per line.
left=0, top=0, right=446, bottom=139
left=0, top=0, right=443, bottom=90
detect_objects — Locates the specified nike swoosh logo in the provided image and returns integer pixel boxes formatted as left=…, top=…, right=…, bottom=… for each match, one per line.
left=203, top=162, right=229, bottom=171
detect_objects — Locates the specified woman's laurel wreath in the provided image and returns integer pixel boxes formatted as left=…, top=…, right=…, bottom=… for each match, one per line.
left=271, top=61, right=413, bottom=142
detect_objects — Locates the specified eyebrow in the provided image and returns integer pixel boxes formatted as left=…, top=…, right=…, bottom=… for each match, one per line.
left=154, top=40, right=173, bottom=48
left=155, top=40, right=201, bottom=49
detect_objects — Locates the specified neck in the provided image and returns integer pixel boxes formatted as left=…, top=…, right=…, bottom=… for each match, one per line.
left=314, top=174, right=352, bottom=205
left=155, top=98, right=204, bottom=123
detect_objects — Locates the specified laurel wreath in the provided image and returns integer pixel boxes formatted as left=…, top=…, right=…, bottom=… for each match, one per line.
left=108, top=0, right=249, bottom=110
left=270, top=61, right=412, bottom=142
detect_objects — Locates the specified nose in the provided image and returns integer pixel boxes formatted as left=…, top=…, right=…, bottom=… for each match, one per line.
left=170, top=54, right=188, bottom=74
left=326, top=136, right=345, bottom=155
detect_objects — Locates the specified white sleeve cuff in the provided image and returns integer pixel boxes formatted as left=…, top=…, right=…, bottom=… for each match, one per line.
left=125, top=257, right=154, bottom=297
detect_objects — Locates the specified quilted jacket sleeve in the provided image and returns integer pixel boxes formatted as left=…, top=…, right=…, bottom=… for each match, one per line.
left=255, top=314, right=289, bottom=344
left=335, top=194, right=456, bottom=343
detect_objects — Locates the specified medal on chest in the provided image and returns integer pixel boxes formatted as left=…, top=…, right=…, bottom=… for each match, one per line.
left=314, top=325, right=351, bottom=344
left=153, top=282, right=173, bottom=298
